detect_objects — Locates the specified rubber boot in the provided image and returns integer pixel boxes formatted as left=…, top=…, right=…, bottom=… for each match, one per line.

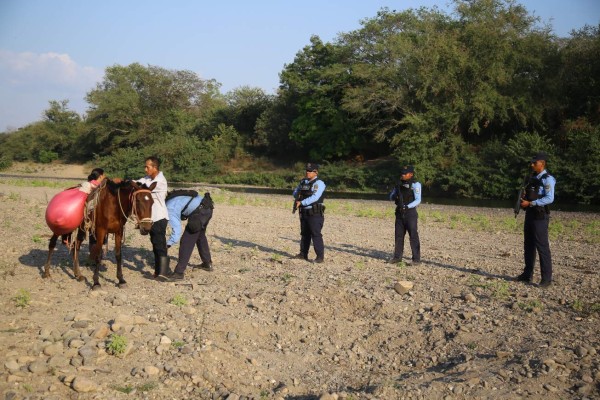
left=154, top=256, right=170, bottom=279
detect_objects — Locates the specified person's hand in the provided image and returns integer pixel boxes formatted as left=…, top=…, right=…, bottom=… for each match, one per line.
left=112, top=177, right=122, bottom=184
left=295, top=200, right=301, bottom=208
left=520, top=199, right=530, bottom=208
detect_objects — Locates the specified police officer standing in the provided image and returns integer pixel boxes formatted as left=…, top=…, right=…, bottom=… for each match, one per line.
left=137, top=156, right=169, bottom=279
left=166, top=191, right=214, bottom=280
left=389, top=165, right=421, bottom=264
left=516, top=152, right=556, bottom=288
left=292, top=163, right=326, bottom=263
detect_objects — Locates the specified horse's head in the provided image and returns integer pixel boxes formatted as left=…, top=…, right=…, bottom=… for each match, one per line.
left=130, top=181, right=156, bottom=235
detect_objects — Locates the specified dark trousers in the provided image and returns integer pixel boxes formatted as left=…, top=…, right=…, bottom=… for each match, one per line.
left=394, top=208, right=420, bottom=261
left=174, top=225, right=212, bottom=274
left=300, top=213, right=324, bottom=259
left=150, top=218, right=168, bottom=268
left=523, top=211, right=552, bottom=282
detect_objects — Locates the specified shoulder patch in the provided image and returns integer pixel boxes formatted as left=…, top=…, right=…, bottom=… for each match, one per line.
left=415, top=187, right=420, bottom=194
left=545, top=184, right=551, bottom=191
left=313, top=184, right=319, bottom=191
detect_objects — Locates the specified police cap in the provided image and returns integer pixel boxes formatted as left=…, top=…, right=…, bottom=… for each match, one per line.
left=305, top=163, right=319, bottom=172
left=400, top=165, right=415, bottom=175
left=530, top=152, right=548, bottom=163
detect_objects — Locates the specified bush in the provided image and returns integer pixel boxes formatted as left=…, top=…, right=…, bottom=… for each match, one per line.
left=107, top=334, right=128, bottom=355
left=170, top=293, right=187, bottom=306
left=0, top=156, right=12, bottom=171
left=13, top=289, right=31, bottom=308
left=37, top=150, right=59, bottom=163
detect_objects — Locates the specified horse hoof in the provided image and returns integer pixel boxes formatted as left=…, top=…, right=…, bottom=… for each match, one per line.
left=117, top=282, right=128, bottom=289
left=92, top=284, right=101, bottom=291
left=76, top=275, right=85, bottom=282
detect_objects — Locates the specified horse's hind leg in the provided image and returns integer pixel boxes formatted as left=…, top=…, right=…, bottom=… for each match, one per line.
left=115, top=231, right=127, bottom=288
left=71, top=229, right=86, bottom=281
left=91, top=228, right=106, bottom=290
left=43, top=234, right=59, bottom=278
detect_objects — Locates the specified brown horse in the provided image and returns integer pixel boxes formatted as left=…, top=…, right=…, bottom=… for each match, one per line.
left=43, top=180, right=155, bottom=289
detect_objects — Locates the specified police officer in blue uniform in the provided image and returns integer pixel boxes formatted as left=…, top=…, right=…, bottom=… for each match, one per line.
left=516, top=152, right=556, bottom=288
left=166, top=192, right=214, bottom=280
left=389, top=165, right=421, bottom=264
left=292, top=163, right=326, bottom=263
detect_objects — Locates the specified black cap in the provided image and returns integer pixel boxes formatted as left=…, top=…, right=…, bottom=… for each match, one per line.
left=305, top=163, right=319, bottom=172
left=400, top=165, right=415, bottom=174
left=530, top=152, right=548, bottom=163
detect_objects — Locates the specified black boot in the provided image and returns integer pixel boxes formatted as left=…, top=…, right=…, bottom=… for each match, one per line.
left=154, top=256, right=170, bottom=279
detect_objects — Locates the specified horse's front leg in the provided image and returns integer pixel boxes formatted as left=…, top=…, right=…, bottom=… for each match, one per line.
left=72, top=229, right=86, bottom=281
left=43, top=234, right=59, bottom=278
left=115, top=229, right=127, bottom=288
left=91, top=228, right=106, bottom=290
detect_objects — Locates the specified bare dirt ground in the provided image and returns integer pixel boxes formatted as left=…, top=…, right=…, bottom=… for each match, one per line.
left=0, top=163, right=599, bottom=400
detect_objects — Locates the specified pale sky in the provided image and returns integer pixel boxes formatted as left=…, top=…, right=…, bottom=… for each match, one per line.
left=1, top=0, right=598, bottom=131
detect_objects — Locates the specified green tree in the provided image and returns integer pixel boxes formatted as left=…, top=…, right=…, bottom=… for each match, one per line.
left=217, top=86, right=273, bottom=150
left=0, top=100, right=83, bottom=162
left=280, top=35, right=366, bottom=160
left=556, top=24, right=600, bottom=124
left=85, top=63, right=222, bottom=155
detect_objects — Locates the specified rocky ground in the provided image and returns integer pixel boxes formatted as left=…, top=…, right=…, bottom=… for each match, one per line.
left=0, top=163, right=599, bottom=400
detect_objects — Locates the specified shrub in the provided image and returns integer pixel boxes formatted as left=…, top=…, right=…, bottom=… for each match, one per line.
left=107, top=334, right=128, bottom=355
left=170, top=293, right=187, bottom=306
left=38, top=150, right=59, bottom=163
left=0, top=156, right=12, bottom=171
left=14, top=289, right=31, bottom=308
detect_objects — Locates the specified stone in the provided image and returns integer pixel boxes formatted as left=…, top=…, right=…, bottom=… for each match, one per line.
left=183, top=307, right=197, bottom=315
left=92, top=325, right=111, bottom=339
left=577, top=384, right=592, bottom=395
left=48, top=355, right=70, bottom=367
left=72, top=320, right=90, bottom=329
left=71, top=376, right=98, bottom=392
left=394, top=281, right=414, bottom=295
left=160, top=335, right=172, bottom=344
left=463, top=293, right=477, bottom=302
left=69, top=339, right=85, bottom=348
left=575, top=345, right=588, bottom=357
left=543, top=383, right=558, bottom=392
left=4, top=359, right=20, bottom=371
left=28, top=360, right=49, bottom=374
left=43, top=342, right=64, bottom=356
left=144, top=365, right=160, bottom=375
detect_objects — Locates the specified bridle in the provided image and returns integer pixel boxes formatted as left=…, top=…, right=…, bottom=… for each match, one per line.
left=117, top=187, right=154, bottom=226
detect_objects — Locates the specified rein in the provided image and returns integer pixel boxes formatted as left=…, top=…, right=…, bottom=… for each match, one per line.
left=117, top=187, right=153, bottom=225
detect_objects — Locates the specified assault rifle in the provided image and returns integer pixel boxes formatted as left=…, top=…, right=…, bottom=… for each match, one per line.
left=292, top=192, right=300, bottom=214
left=513, top=173, right=529, bottom=218
left=394, top=183, right=405, bottom=217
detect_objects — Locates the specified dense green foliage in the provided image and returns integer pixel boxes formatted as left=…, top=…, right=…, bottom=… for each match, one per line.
left=1, top=0, right=598, bottom=204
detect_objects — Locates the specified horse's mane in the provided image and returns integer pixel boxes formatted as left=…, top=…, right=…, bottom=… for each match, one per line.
left=106, top=179, right=133, bottom=195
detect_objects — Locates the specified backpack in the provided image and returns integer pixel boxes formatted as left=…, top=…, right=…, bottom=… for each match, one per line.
left=166, top=189, right=199, bottom=220
left=165, top=189, right=198, bottom=202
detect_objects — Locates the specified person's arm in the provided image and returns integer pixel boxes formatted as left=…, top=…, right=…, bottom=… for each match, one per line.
left=406, top=182, right=422, bottom=208
left=531, top=175, right=555, bottom=207
left=292, top=182, right=301, bottom=198
left=166, top=200, right=183, bottom=246
left=301, top=180, right=326, bottom=206
left=389, top=187, right=398, bottom=201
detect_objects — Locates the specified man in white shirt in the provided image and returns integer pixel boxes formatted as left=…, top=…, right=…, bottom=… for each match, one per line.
left=137, top=156, right=169, bottom=278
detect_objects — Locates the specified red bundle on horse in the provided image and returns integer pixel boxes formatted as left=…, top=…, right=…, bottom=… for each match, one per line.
left=43, top=179, right=155, bottom=289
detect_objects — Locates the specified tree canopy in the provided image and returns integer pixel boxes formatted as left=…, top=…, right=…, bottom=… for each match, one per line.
left=1, top=0, right=599, bottom=204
